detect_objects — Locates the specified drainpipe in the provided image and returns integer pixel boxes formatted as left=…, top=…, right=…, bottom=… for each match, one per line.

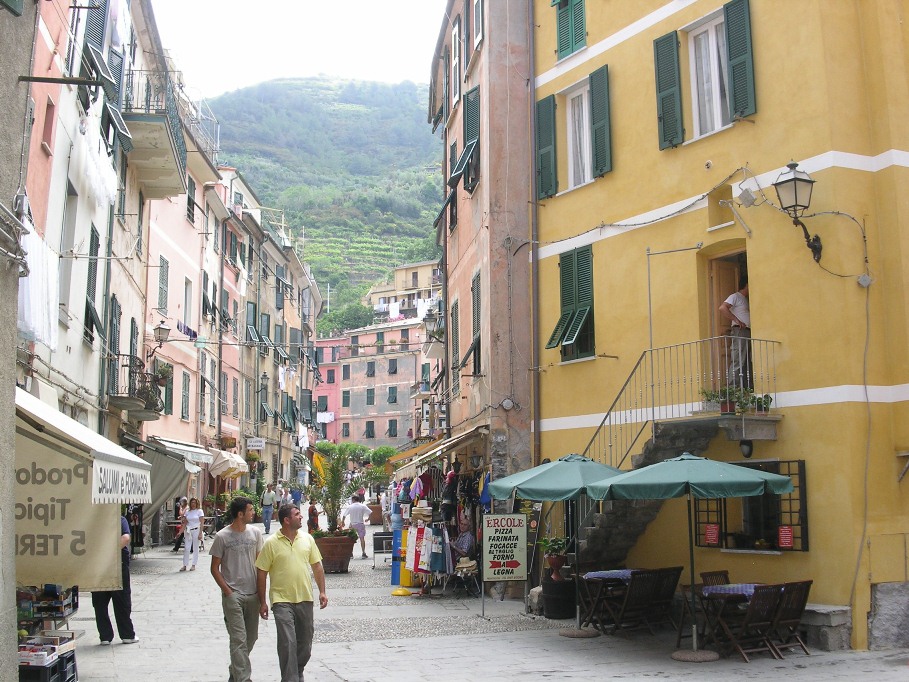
left=441, top=129, right=451, bottom=442
left=216, top=217, right=226, bottom=454
left=528, top=1, right=541, bottom=464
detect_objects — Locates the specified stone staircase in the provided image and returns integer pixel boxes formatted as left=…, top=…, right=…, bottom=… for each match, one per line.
left=578, top=421, right=717, bottom=569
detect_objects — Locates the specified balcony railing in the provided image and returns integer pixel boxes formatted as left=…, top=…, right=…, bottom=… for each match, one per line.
left=582, top=336, right=779, bottom=469
left=122, top=69, right=187, bottom=179
left=411, top=380, right=432, bottom=399
left=107, top=353, right=145, bottom=409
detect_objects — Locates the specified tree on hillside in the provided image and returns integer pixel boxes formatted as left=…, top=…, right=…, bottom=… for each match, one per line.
left=317, top=303, right=375, bottom=336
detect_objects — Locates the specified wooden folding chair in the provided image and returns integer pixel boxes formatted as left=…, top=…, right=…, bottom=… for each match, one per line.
left=715, top=583, right=785, bottom=662
left=600, top=569, right=661, bottom=634
left=700, top=570, right=730, bottom=586
left=770, top=580, right=813, bottom=656
left=648, top=566, right=683, bottom=630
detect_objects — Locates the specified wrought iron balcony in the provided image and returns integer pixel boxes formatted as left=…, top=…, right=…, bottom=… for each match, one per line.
left=127, top=372, right=165, bottom=422
left=107, top=353, right=146, bottom=410
left=122, top=69, right=187, bottom=199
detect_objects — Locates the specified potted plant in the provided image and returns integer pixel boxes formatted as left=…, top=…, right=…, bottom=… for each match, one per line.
left=155, top=363, right=173, bottom=387
left=751, top=393, right=773, bottom=413
left=538, top=536, right=569, bottom=582
left=304, top=441, right=386, bottom=573
left=699, top=388, right=721, bottom=412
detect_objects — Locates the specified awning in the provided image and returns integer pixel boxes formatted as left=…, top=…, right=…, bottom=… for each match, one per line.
left=15, top=388, right=151, bottom=590
left=208, top=448, right=249, bottom=479
left=148, top=436, right=213, bottom=464
left=15, top=388, right=151, bottom=504
left=394, top=426, right=487, bottom=481
left=388, top=437, right=442, bottom=465
left=121, top=434, right=199, bottom=522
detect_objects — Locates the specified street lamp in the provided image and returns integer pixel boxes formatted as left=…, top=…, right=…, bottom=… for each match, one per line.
left=145, top=320, right=171, bottom=360
left=772, top=161, right=822, bottom=262
left=259, top=371, right=269, bottom=393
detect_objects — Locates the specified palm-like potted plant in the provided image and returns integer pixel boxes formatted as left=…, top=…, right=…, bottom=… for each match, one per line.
left=304, top=441, right=386, bottom=573
left=538, top=536, right=569, bottom=582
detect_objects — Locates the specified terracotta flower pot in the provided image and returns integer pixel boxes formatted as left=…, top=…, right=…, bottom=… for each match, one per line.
left=546, top=553, right=567, bottom=582
left=313, top=535, right=357, bottom=574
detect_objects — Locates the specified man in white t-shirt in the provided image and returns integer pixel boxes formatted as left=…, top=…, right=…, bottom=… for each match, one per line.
left=210, top=496, right=264, bottom=682
left=719, top=276, right=751, bottom=388
left=341, top=494, right=372, bottom=559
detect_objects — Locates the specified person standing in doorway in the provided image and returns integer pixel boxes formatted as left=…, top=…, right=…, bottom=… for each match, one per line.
left=91, top=515, right=138, bottom=645
left=210, top=496, right=264, bottom=682
left=341, top=494, right=372, bottom=559
left=260, top=483, right=278, bottom=535
left=719, top=275, right=751, bottom=389
left=256, top=504, right=328, bottom=682
left=307, top=500, right=320, bottom=533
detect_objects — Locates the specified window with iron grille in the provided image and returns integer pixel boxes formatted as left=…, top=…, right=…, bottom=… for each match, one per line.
left=695, top=460, right=808, bottom=552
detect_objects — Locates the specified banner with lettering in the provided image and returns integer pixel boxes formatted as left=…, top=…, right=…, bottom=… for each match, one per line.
left=16, top=434, right=122, bottom=590
left=482, top=514, right=527, bottom=581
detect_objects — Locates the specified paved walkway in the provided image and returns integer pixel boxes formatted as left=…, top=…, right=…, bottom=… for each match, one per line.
left=71, top=524, right=909, bottom=681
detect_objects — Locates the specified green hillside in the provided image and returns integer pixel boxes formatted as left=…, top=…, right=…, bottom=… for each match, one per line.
left=209, top=77, right=443, bottom=313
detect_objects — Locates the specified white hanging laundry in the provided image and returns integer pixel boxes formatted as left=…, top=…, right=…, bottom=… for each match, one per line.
left=278, top=365, right=286, bottom=390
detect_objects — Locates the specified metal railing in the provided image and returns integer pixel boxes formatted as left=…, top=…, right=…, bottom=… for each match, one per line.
left=107, top=353, right=145, bottom=399
left=122, top=69, right=187, bottom=179
left=582, top=336, right=779, bottom=469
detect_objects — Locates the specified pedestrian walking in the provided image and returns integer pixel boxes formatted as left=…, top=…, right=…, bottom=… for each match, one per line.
left=91, top=515, right=138, bottom=645
left=210, top=496, right=264, bottom=682
left=172, top=496, right=188, bottom=552
left=341, top=494, right=372, bottom=559
left=260, top=483, right=278, bottom=534
left=179, top=497, right=204, bottom=571
left=256, top=504, right=328, bottom=682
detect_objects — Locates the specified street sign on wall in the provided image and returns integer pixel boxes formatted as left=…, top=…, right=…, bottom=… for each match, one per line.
left=482, top=514, right=527, bottom=581
left=246, top=437, right=265, bottom=450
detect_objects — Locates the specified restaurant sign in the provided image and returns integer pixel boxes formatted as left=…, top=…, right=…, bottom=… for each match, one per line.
left=482, top=514, right=527, bottom=581
left=704, top=523, right=720, bottom=546
left=778, top=525, right=794, bottom=549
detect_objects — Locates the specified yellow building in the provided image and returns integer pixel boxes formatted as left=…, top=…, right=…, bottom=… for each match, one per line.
left=532, top=0, right=909, bottom=649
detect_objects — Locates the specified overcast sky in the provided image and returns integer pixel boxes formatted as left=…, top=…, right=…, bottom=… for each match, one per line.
left=151, top=0, right=448, bottom=99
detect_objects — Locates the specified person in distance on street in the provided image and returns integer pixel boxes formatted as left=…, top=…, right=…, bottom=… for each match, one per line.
left=210, top=496, right=264, bottom=682
left=180, top=497, right=205, bottom=572
left=256, top=504, right=328, bottom=682
left=341, top=494, right=372, bottom=559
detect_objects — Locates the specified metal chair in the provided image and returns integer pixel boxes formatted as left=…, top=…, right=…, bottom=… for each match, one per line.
left=715, top=583, right=785, bottom=662
left=770, top=580, right=813, bottom=656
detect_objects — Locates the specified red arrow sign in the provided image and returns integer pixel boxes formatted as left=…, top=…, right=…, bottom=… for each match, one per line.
left=488, top=560, right=521, bottom=569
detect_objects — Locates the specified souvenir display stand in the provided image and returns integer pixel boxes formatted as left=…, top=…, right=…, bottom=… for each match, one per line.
left=17, top=585, right=79, bottom=681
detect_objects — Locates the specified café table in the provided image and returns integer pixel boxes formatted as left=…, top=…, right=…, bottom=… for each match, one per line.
left=579, top=570, right=636, bottom=631
left=698, top=583, right=763, bottom=645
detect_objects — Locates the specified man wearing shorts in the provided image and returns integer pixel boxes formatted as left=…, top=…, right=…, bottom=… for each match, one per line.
left=341, top=494, right=372, bottom=559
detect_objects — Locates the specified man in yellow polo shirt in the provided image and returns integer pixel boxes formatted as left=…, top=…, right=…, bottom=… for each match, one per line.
left=256, top=504, right=328, bottom=682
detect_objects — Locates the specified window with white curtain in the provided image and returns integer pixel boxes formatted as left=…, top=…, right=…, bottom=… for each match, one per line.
left=567, top=85, right=591, bottom=189
left=689, top=14, right=731, bottom=137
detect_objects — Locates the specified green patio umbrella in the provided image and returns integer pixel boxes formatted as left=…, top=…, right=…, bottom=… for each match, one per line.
left=488, top=453, right=622, bottom=502
left=586, top=452, right=794, bottom=651
left=488, top=454, right=622, bottom=634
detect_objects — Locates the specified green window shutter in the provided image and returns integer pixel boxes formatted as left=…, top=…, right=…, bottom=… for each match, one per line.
left=589, top=65, right=612, bottom=177
left=301, top=389, right=313, bottom=421
left=87, top=227, right=100, bottom=302
left=230, top=232, right=237, bottom=262
left=388, top=386, right=397, bottom=404
left=464, top=87, right=480, bottom=143
left=471, top=272, right=481, bottom=338
left=450, top=301, right=460, bottom=393
left=317, top=395, right=328, bottom=412
left=572, top=0, right=586, bottom=51
left=158, top=256, right=169, bottom=311
left=442, top=50, right=450, bottom=123
left=536, top=96, right=558, bottom=199
left=1, top=0, right=24, bottom=17
left=163, top=364, right=174, bottom=415
left=83, top=0, right=108, bottom=50
left=342, top=390, right=350, bottom=408
left=559, top=250, right=576, bottom=311
left=724, top=0, right=756, bottom=118
left=556, top=3, right=573, bottom=58
left=107, top=49, right=124, bottom=106
left=545, top=311, right=573, bottom=349
left=654, top=31, right=683, bottom=150
left=389, top=419, right=398, bottom=437
left=366, top=388, right=375, bottom=405
left=181, top=372, right=190, bottom=420
left=422, top=363, right=430, bottom=382
left=574, top=245, right=593, bottom=307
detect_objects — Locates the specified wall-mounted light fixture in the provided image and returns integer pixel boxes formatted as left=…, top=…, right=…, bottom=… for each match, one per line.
left=739, top=439, right=754, bottom=458
left=145, top=321, right=171, bottom=360
left=469, top=451, right=483, bottom=469
left=772, top=161, right=822, bottom=262
left=258, top=371, right=269, bottom=394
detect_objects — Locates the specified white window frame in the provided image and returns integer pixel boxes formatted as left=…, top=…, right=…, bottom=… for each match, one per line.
left=183, top=277, right=192, bottom=327
left=686, top=13, right=731, bottom=139
left=451, top=18, right=461, bottom=108
left=565, top=82, right=592, bottom=189
left=473, top=0, right=483, bottom=49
